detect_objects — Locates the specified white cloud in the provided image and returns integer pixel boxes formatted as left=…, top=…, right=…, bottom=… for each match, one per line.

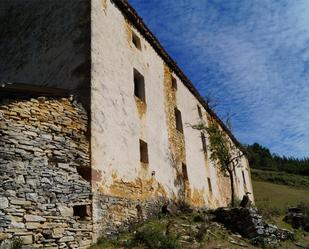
left=130, top=0, right=309, bottom=157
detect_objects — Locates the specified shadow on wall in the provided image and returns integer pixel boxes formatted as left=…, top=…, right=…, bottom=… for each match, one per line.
left=0, top=0, right=91, bottom=106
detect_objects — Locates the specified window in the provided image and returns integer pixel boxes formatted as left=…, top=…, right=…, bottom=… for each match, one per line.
left=197, top=105, right=202, bottom=119
left=171, top=76, right=177, bottom=90
left=132, top=31, right=142, bottom=50
left=207, top=177, right=212, bottom=193
left=201, top=132, right=207, bottom=153
left=242, top=170, right=246, bottom=186
left=76, top=166, right=91, bottom=182
left=134, top=69, right=146, bottom=102
left=182, top=163, right=188, bottom=181
left=73, top=205, right=91, bottom=219
left=139, top=139, right=149, bottom=164
left=174, top=107, right=183, bottom=133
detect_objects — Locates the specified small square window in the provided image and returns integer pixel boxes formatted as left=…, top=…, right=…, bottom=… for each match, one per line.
left=132, top=31, right=142, bottom=50
left=182, top=163, right=188, bottom=181
left=134, top=68, right=146, bottom=102
left=139, top=139, right=149, bottom=164
left=207, top=177, right=212, bottom=193
left=174, top=107, right=183, bottom=133
left=197, top=105, right=202, bottom=119
left=73, top=205, right=91, bottom=219
left=201, top=132, right=207, bottom=153
left=171, top=76, right=177, bottom=90
left=76, top=166, right=91, bottom=183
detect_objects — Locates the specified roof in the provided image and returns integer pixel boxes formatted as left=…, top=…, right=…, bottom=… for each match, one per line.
left=0, top=82, right=69, bottom=98
left=113, top=0, right=247, bottom=155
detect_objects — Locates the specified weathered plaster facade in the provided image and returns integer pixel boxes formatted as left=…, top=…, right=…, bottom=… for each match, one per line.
left=0, top=0, right=254, bottom=246
left=90, top=0, right=254, bottom=238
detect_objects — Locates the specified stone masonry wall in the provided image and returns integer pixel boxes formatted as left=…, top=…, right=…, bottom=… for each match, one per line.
left=93, top=193, right=166, bottom=239
left=0, top=97, right=92, bottom=249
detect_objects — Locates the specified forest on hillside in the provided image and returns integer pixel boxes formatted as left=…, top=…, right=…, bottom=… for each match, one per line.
left=246, top=143, right=309, bottom=176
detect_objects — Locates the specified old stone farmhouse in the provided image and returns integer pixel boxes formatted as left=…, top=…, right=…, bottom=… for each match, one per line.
left=0, top=0, right=254, bottom=248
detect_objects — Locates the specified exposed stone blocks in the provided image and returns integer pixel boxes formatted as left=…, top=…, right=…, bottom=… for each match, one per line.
left=0, top=97, right=92, bottom=248
left=93, top=193, right=165, bottom=239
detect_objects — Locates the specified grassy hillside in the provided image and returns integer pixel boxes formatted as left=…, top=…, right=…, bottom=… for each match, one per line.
left=90, top=213, right=262, bottom=249
left=252, top=180, right=309, bottom=215
left=251, top=169, right=309, bottom=189
left=89, top=180, right=309, bottom=249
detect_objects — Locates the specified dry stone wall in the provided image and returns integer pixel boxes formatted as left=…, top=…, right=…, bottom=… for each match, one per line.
left=93, top=193, right=166, bottom=239
left=0, top=97, right=92, bottom=249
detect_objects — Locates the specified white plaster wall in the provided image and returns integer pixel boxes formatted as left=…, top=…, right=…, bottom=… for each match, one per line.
left=91, top=0, right=253, bottom=207
left=173, top=74, right=215, bottom=206
left=91, top=0, right=178, bottom=197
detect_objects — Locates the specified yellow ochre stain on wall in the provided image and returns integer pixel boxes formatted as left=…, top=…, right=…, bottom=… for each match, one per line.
left=107, top=169, right=168, bottom=201
left=163, top=64, right=191, bottom=202
left=101, top=0, right=107, bottom=14
left=216, top=170, right=232, bottom=206
left=124, top=20, right=133, bottom=47
left=135, top=97, right=147, bottom=119
left=189, top=188, right=206, bottom=207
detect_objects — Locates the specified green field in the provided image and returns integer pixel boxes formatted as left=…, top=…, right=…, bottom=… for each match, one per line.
left=252, top=180, right=309, bottom=214
left=251, top=169, right=309, bottom=188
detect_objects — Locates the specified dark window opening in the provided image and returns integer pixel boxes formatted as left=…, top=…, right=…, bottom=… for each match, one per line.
left=132, top=31, right=142, bottom=50
left=182, top=163, right=188, bottom=181
left=172, top=76, right=177, bottom=90
left=174, top=107, right=183, bottom=133
left=201, top=132, right=207, bottom=153
left=139, top=139, right=149, bottom=164
left=73, top=205, right=91, bottom=219
left=207, top=177, right=212, bottom=193
left=197, top=105, right=202, bottom=119
left=76, top=166, right=91, bottom=183
left=134, top=69, right=146, bottom=102
left=242, top=170, right=247, bottom=186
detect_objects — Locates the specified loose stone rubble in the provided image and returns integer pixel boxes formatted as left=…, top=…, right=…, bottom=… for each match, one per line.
left=212, top=207, right=293, bottom=248
left=284, top=207, right=309, bottom=232
left=0, top=97, right=92, bottom=248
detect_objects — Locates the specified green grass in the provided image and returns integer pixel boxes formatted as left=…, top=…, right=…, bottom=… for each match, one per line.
left=253, top=179, right=309, bottom=248
left=251, top=169, right=309, bottom=189
left=253, top=180, right=309, bottom=216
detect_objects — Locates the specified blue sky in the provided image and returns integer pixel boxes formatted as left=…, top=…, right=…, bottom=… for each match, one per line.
left=129, top=0, right=309, bottom=158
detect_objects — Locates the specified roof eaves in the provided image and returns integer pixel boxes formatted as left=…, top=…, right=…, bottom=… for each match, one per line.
left=0, top=82, right=69, bottom=97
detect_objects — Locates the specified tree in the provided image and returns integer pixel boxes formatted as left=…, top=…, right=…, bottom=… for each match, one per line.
left=193, top=122, right=243, bottom=207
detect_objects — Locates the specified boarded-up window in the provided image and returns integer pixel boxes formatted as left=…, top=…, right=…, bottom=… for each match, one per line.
left=201, top=132, right=207, bottom=153
left=139, top=139, right=149, bottom=164
left=207, top=177, right=212, bottom=193
left=197, top=105, right=202, bottom=119
left=134, top=69, right=146, bottom=102
left=172, top=76, right=177, bottom=90
left=182, top=163, right=188, bottom=181
left=174, top=107, right=183, bottom=133
left=242, top=170, right=246, bottom=186
left=132, top=31, right=142, bottom=50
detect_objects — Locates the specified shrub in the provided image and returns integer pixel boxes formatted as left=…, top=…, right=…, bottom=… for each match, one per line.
left=195, top=223, right=207, bottom=242
left=133, top=227, right=180, bottom=249
left=10, top=238, right=22, bottom=249
left=193, top=214, right=204, bottom=222
left=177, top=201, right=193, bottom=213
